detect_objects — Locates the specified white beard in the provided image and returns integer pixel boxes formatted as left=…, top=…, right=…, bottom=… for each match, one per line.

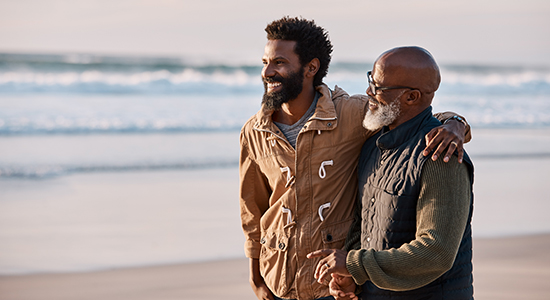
left=362, top=95, right=402, bottom=131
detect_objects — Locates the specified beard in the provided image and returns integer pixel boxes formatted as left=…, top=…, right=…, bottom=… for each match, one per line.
left=262, top=69, right=304, bottom=111
left=362, top=93, right=403, bottom=131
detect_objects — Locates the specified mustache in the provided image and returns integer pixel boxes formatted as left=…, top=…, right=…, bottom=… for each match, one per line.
left=367, top=95, right=379, bottom=105
left=263, top=75, right=285, bottom=84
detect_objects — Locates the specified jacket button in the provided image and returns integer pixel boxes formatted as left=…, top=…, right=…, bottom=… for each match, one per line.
left=367, top=237, right=371, bottom=242
left=260, top=238, right=266, bottom=244
left=327, top=122, right=332, bottom=127
left=371, top=197, right=375, bottom=203
left=326, top=234, right=333, bottom=242
left=278, top=242, right=285, bottom=250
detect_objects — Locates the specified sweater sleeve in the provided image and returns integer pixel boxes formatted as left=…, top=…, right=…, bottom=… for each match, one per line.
left=346, top=156, right=471, bottom=291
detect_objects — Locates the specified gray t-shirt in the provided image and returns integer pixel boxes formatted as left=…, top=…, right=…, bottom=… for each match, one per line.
left=274, top=92, right=320, bottom=149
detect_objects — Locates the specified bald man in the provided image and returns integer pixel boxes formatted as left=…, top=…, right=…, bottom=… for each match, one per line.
left=308, top=47, right=474, bottom=300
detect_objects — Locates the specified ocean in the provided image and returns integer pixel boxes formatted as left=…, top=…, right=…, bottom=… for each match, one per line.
left=1, top=53, right=549, bottom=275
left=1, top=53, right=549, bottom=178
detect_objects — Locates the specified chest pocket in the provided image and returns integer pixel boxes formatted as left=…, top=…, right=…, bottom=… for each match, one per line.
left=320, top=217, right=354, bottom=249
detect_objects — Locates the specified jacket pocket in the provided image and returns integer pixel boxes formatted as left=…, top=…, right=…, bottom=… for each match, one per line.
left=320, top=217, right=354, bottom=249
left=259, top=231, right=290, bottom=296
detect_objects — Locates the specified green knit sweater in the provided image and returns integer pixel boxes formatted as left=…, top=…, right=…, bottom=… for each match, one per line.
left=345, top=156, right=472, bottom=291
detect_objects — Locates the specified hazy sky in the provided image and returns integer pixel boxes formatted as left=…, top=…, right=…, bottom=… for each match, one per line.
left=1, top=0, right=549, bottom=66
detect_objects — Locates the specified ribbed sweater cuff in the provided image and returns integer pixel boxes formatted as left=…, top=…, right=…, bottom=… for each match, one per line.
left=347, top=249, right=369, bottom=285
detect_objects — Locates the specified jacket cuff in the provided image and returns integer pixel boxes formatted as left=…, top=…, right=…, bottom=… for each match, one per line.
left=346, top=249, right=370, bottom=285
left=244, top=239, right=261, bottom=259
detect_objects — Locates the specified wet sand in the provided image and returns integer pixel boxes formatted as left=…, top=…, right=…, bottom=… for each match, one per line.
left=1, top=234, right=549, bottom=300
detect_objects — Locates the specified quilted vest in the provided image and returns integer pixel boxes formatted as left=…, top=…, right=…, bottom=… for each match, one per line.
left=357, top=107, right=474, bottom=300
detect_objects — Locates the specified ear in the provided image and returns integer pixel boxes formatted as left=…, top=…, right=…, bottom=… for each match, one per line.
left=304, top=58, right=320, bottom=78
left=404, top=89, right=422, bottom=105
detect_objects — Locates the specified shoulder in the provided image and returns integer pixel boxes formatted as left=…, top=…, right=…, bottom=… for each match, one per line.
left=422, top=156, right=470, bottom=182
left=240, top=111, right=262, bottom=144
left=241, top=113, right=258, bottom=133
left=328, top=85, right=368, bottom=125
left=331, top=85, right=368, bottom=108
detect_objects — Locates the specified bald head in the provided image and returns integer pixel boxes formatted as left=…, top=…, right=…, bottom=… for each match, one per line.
left=364, top=46, right=442, bottom=130
left=374, top=46, right=441, bottom=103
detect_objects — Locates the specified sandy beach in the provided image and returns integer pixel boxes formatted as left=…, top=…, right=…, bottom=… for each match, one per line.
left=1, top=234, right=549, bottom=300
left=1, top=128, right=549, bottom=299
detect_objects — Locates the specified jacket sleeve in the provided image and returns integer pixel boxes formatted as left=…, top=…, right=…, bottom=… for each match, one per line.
left=346, top=157, right=471, bottom=290
left=239, top=131, right=271, bottom=259
left=433, top=111, right=472, bottom=143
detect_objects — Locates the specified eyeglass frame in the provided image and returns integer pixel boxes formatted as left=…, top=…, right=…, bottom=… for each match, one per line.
left=367, top=71, right=416, bottom=96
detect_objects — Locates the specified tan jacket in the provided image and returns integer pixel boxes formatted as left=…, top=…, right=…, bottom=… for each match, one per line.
left=239, top=84, right=466, bottom=300
left=239, top=84, right=370, bottom=299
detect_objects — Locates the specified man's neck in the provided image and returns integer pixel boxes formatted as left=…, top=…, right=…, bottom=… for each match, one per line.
left=272, top=86, right=316, bottom=125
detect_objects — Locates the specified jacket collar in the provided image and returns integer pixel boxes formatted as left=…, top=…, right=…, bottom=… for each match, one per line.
left=254, top=84, right=345, bottom=132
left=376, top=106, right=434, bottom=150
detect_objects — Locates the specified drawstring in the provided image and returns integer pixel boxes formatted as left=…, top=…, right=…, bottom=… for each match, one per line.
left=280, top=167, right=290, bottom=183
left=280, top=167, right=295, bottom=187
left=282, top=207, right=293, bottom=225
left=319, top=160, right=333, bottom=179
left=318, top=202, right=331, bottom=222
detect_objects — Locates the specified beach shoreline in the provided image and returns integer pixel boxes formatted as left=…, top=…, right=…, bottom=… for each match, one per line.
left=1, top=128, right=550, bottom=298
left=1, top=234, right=549, bottom=300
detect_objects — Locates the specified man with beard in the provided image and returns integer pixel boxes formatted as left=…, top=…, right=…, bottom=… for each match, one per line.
left=308, top=47, right=474, bottom=300
left=239, top=17, right=471, bottom=300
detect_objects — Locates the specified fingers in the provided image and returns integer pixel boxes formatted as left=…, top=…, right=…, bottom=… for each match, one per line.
left=315, top=260, right=334, bottom=285
left=431, top=136, right=451, bottom=162
left=314, top=258, right=326, bottom=281
left=329, top=274, right=358, bottom=300
left=453, top=140, right=464, bottom=163
left=423, top=127, right=446, bottom=158
left=442, top=140, right=462, bottom=163
left=424, top=125, right=464, bottom=163
left=423, top=129, right=439, bottom=157
left=328, top=277, right=345, bottom=298
left=318, top=266, right=330, bottom=285
left=314, top=260, right=322, bottom=281
left=306, top=249, right=331, bottom=259
left=250, top=281, right=275, bottom=300
left=308, top=249, right=333, bottom=282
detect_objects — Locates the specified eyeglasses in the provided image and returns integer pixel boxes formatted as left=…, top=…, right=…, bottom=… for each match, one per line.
left=367, top=71, right=416, bottom=96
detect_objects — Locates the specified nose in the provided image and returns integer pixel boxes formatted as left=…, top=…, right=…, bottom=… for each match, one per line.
left=366, top=85, right=374, bottom=96
left=262, top=62, right=275, bottom=78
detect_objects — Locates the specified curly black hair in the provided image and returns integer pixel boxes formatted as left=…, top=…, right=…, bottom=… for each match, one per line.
left=265, top=16, right=333, bottom=87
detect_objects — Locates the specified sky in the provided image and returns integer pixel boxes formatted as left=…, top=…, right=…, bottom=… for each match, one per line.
left=0, top=0, right=549, bottom=66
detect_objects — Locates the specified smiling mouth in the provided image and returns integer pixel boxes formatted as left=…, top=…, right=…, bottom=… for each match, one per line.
left=267, top=82, right=282, bottom=91
left=368, top=98, right=379, bottom=110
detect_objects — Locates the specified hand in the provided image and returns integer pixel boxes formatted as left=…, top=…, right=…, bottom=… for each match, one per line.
left=249, top=258, right=275, bottom=300
left=250, top=279, right=275, bottom=300
left=330, top=274, right=358, bottom=300
left=423, top=119, right=465, bottom=163
left=306, top=249, right=350, bottom=285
